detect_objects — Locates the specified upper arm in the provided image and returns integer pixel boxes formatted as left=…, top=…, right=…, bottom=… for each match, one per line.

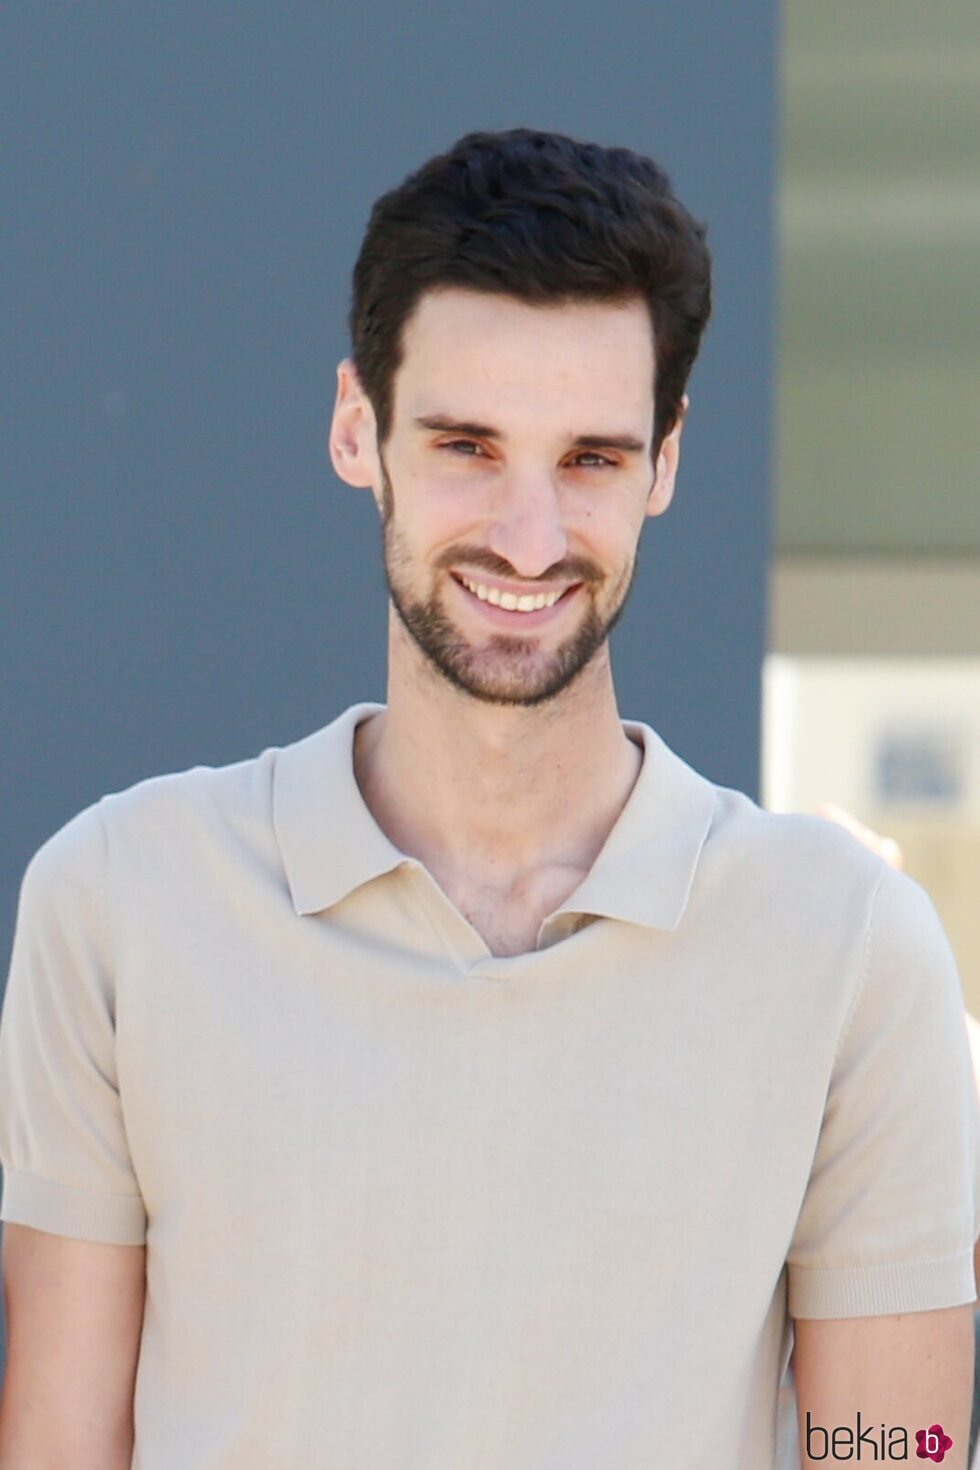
left=793, top=1305, right=975, bottom=1466
left=787, top=864, right=978, bottom=1321
left=0, top=809, right=147, bottom=1245
left=0, top=1222, right=146, bottom=1466
left=786, top=868, right=980, bottom=1463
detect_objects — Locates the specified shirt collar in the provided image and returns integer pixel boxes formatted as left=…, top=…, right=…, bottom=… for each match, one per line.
left=272, top=700, right=716, bottom=932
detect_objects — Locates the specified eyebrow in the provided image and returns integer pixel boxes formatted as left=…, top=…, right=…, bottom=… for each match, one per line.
left=413, top=414, right=647, bottom=456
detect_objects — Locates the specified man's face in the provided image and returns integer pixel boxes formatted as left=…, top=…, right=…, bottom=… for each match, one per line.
left=339, top=288, right=681, bottom=708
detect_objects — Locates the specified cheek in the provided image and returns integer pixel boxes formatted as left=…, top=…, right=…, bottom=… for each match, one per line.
left=594, top=508, right=643, bottom=557
left=402, top=469, right=473, bottom=529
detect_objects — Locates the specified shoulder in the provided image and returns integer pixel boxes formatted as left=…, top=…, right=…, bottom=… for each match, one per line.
left=703, top=780, right=953, bottom=983
left=702, top=778, right=888, bottom=901
left=100, top=743, right=277, bottom=840
left=21, top=741, right=283, bottom=900
left=697, top=774, right=951, bottom=955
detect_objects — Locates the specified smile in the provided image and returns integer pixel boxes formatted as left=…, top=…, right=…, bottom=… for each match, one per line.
left=450, top=573, right=582, bottom=627
left=457, top=574, right=566, bottom=611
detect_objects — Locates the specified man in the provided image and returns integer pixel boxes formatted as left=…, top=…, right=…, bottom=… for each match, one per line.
left=0, top=127, right=976, bottom=1468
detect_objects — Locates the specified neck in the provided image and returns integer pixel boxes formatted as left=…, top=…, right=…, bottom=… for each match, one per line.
left=353, top=624, right=643, bottom=892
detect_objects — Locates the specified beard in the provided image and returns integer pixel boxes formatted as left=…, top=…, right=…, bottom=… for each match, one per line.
left=375, top=449, right=640, bottom=709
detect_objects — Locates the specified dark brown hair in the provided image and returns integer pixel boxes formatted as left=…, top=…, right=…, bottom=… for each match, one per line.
left=348, top=127, right=712, bottom=463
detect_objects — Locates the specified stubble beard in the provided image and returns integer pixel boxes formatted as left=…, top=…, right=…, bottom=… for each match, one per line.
left=375, top=450, right=640, bottom=709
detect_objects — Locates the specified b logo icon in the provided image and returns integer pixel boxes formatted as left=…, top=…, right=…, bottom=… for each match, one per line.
left=915, top=1423, right=952, bottom=1462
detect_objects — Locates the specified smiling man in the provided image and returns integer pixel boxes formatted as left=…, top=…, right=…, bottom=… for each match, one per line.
left=341, top=286, right=672, bottom=957
left=373, top=292, right=656, bottom=710
left=0, top=128, right=977, bottom=1469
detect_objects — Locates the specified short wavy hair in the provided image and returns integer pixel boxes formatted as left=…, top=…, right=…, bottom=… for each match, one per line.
left=348, top=127, right=712, bottom=464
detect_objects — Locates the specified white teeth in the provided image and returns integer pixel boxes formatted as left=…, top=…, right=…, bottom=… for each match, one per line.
left=459, top=576, right=563, bottom=612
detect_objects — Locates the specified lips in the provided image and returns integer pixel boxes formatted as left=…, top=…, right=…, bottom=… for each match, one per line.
left=451, top=573, right=582, bottom=628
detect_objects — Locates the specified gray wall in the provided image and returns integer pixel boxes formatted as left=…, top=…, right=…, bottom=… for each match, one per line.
left=1, top=1, right=777, bottom=1365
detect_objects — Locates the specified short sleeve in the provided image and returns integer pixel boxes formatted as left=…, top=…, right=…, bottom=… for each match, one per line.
left=0, top=802, right=147, bottom=1244
left=787, top=861, right=979, bottom=1319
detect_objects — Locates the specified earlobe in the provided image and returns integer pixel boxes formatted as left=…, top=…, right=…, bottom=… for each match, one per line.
left=646, top=474, right=675, bottom=518
left=645, top=452, right=678, bottom=518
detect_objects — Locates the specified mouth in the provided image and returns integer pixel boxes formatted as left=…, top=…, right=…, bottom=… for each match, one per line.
left=450, top=572, right=583, bottom=628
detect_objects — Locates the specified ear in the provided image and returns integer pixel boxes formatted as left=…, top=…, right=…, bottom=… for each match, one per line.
left=645, top=394, right=688, bottom=519
left=328, top=359, right=379, bottom=491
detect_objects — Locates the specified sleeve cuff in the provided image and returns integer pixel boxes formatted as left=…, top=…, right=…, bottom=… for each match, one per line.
left=0, top=1166, right=147, bottom=1245
left=788, top=1250, right=978, bottom=1319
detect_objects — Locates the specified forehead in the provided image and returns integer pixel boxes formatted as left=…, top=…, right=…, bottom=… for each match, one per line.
left=393, top=288, right=655, bottom=429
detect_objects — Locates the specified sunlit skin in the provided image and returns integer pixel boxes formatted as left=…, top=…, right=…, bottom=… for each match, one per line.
left=374, top=439, right=641, bottom=712
left=329, top=288, right=685, bottom=902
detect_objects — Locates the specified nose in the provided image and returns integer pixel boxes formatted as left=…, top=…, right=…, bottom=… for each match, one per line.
left=485, top=471, right=569, bottom=580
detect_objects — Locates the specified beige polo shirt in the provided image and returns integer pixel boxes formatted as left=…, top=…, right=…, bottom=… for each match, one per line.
left=1, top=700, right=977, bottom=1469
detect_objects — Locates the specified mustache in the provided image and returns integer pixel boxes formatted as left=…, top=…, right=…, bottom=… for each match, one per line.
left=437, top=546, right=605, bottom=585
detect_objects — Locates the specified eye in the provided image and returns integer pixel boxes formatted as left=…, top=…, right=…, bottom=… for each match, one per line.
left=440, top=439, right=487, bottom=457
left=439, top=440, right=615, bottom=469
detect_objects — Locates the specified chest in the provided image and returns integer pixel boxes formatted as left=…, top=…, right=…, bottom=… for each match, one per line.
left=117, top=859, right=843, bottom=1235
left=120, top=915, right=819, bottom=1333
left=433, top=867, right=590, bottom=957
left=442, top=893, right=551, bottom=956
